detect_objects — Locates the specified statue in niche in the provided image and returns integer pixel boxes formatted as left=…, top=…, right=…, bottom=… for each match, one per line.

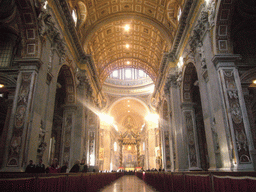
left=197, top=42, right=207, bottom=69
left=36, top=0, right=50, bottom=37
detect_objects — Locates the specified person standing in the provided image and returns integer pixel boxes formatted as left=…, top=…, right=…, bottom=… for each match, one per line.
left=69, top=160, right=80, bottom=173
left=60, top=162, right=68, bottom=173
left=25, top=160, right=35, bottom=173
left=48, top=158, right=61, bottom=173
left=35, top=158, right=45, bottom=173
left=79, top=159, right=88, bottom=173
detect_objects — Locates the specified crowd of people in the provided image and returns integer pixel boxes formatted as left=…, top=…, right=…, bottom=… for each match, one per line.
left=25, top=158, right=88, bottom=174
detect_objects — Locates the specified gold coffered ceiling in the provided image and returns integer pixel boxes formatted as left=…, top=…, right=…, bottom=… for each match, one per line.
left=86, top=20, right=171, bottom=82
left=69, top=0, right=183, bottom=83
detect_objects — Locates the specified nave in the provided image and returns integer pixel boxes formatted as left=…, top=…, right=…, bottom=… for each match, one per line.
left=100, top=175, right=157, bottom=192
left=2, top=0, right=256, bottom=183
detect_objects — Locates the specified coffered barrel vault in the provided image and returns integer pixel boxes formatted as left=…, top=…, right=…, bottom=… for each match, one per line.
left=67, top=0, right=184, bottom=83
left=85, top=19, right=171, bottom=83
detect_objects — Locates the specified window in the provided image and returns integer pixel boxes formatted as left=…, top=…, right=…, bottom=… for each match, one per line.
left=139, top=70, right=145, bottom=78
left=114, top=142, right=117, bottom=151
left=108, top=68, right=149, bottom=80
left=125, top=68, right=132, bottom=79
left=112, top=70, right=118, bottom=78
left=177, top=8, right=182, bottom=21
left=72, top=9, right=77, bottom=26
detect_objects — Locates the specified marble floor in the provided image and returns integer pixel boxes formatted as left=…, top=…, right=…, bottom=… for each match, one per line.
left=99, top=175, right=158, bottom=192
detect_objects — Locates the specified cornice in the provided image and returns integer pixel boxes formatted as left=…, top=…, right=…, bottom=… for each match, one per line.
left=169, top=0, right=195, bottom=59
left=52, top=0, right=102, bottom=98
left=212, top=54, right=242, bottom=69
left=153, top=53, right=169, bottom=99
left=13, top=58, right=43, bottom=72
left=153, top=0, right=196, bottom=102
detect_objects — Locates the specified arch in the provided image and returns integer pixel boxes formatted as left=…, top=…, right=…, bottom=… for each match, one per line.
left=240, top=67, right=256, bottom=149
left=107, top=97, right=149, bottom=131
left=57, top=65, right=76, bottom=104
left=240, top=67, right=256, bottom=84
left=181, top=62, right=198, bottom=103
left=181, top=62, right=209, bottom=170
left=213, top=0, right=236, bottom=54
left=107, top=96, right=150, bottom=115
left=231, top=0, right=256, bottom=65
left=49, top=64, right=76, bottom=165
left=100, top=59, right=157, bottom=83
left=14, top=0, right=40, bottom=57
left=0, top=72, right=17, bottom=88
left=0, top=27, right=20, bottom=68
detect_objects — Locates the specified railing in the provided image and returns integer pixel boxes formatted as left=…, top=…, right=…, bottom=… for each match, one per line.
left=135, top=171, right=256, bottom=192
left=0, top=172, right=124, bottom=192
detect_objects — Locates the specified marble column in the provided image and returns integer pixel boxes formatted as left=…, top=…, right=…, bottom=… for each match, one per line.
left=136, top=140, right=141, bottom=167
left=103, top=129, right=111, bottom=171
left=0, top=99, right=13, bottom=168
left=119, top=140, right=123, bottom=167
left=1, top=60, right=41, bottom=172
left=148, top=127, right=157, bottom=169
left=243, top=85, right=256, bottom=170
left=169, top=78, right=189, bottom=171
left=162, top=85, right=173, bottom=171
left=213, top=55, right=255, bottom=170
left=181, top=102, right=202, bottom=171
left=61, top=104, right=77, bottom=168
left=161, top=130, right=171, bottom=171
left=75, top=71, right=88, bottom=163
left=203, top=74, right=222, bottom=171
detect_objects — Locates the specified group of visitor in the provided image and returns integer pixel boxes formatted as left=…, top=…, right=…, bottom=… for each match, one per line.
left=25, top=158, right=88, bottom=173
left=25, top=159, right=46, bottom=173
left=69, top=159, right=88, bottom=173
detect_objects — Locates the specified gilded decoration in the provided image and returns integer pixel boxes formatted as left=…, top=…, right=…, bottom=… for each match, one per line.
left=76, top=0, right=183, bottom=83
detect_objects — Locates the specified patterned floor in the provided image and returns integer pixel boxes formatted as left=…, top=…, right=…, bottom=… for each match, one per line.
left=99, top=175, right=158, bottom=192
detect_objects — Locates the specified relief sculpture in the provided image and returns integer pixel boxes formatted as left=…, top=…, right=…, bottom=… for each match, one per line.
left=223, top=69, right=251, bottom=163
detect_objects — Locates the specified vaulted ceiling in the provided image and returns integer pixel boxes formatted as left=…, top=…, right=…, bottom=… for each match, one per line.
left=68, top=0, right=184, bottom=83
left=109, top=98, right=148, bottom=133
